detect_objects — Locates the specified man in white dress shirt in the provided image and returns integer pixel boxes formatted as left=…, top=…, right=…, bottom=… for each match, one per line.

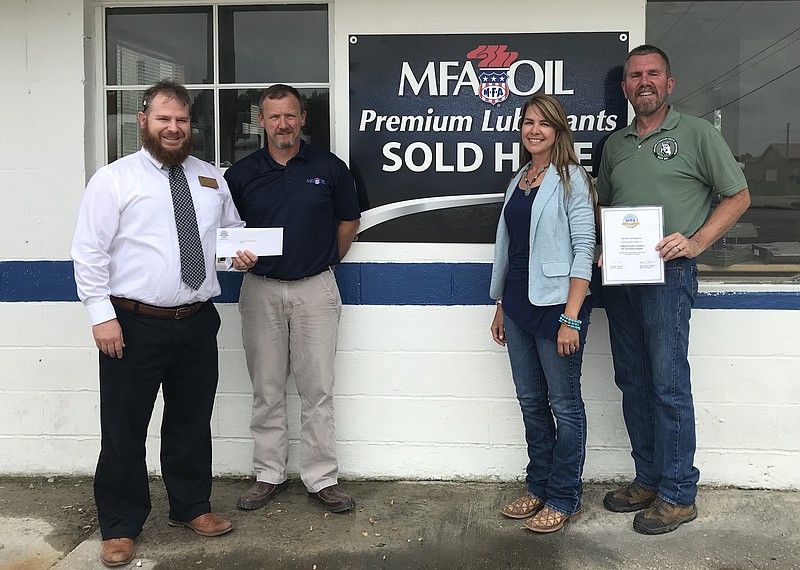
left=71, top=80, right=256, bottom=567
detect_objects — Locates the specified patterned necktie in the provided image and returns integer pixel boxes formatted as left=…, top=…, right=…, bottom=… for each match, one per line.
left=168, top=164, right=206, bottom=290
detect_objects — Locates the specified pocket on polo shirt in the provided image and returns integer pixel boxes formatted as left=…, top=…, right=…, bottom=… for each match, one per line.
left=541, top=262, right=570, bottom=277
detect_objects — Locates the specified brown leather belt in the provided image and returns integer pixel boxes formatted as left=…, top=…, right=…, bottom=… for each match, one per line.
left=110, top=296, right=207, bottom=320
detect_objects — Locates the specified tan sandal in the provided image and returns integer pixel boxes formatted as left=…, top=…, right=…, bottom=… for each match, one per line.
left=500, top=492, right=544, bottom=519
left=524, top=506, right=581, bottom=533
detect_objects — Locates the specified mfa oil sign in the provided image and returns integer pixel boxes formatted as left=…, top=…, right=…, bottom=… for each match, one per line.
left=349, top=32, right=628, bottom=243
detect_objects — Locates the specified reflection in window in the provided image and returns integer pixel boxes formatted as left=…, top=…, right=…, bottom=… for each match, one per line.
left=103, top=4, right=330, bottom=167
left=106, top=7, right=212, bottom=86
left=218, top=5, right=328, bottom=84
left=648, top=1, right=800, bottom=277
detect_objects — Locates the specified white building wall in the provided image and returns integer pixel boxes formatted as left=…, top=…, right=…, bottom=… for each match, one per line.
left=1, top=0, right=799, bottom=490
left=0, top=0, right=87, bottom=261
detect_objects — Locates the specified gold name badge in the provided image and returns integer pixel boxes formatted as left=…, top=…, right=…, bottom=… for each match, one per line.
left=198, top=176, right=219, bottom=188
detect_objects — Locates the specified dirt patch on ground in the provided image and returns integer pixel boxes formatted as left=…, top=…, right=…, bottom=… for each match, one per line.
left=0, top=476, right=98, bottom=556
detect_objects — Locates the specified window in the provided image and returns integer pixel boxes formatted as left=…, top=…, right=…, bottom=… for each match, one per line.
left=648, top=1, right=800, bottom=279
left=103, top=4, right=330, bottom=167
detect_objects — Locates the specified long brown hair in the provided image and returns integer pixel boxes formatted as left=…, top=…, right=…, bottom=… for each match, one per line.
left=517, top=94, right=595, bottom=202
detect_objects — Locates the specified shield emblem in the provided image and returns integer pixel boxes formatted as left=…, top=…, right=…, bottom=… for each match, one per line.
left=478, top=70, right=509, bottom=104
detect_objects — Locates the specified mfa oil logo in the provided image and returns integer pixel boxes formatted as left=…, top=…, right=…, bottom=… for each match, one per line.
left=622, top=214, right=640, bottom=228
left=398, top=44, right=574, bottom=105
left=468, top=45, right=518, bottom=104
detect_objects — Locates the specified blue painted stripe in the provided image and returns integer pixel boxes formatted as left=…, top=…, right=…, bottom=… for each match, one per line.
left=1, top=261, right=799, bottom=309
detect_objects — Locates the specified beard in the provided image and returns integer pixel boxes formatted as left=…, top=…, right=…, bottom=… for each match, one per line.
left=631, top=87, right=669, bottom=117
left=141, top=125, right=192, bottom=166
left=271, top=131, right=299, bottom=150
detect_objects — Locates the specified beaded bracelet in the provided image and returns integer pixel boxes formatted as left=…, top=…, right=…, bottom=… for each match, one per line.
left=559, top=313, right=582, bottom=331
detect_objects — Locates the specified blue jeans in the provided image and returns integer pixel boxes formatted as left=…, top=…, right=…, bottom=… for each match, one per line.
left=503, top=315, right=587, bottom=516
left=603, top=258, right=700, bottom=507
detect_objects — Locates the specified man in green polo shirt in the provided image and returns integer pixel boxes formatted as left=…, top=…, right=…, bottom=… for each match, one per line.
left=596, top=45, right=750, bottom=535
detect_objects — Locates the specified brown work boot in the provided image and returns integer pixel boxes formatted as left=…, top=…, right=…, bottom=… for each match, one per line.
left=603, top=482, right=658, bottom=512
left=100, top=537, right=135, bottom=567
left=312, top=484, right=355, bottom=513
left=633, top=498, right=697, bottom=534
left=237, top=481, right=288, bottom=510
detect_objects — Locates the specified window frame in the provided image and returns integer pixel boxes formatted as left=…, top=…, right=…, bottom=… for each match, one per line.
left=93, top=0, right=333, bottom=169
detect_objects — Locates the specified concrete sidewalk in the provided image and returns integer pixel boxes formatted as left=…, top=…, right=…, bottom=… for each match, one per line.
left=1, top=477, right=798, bottom=570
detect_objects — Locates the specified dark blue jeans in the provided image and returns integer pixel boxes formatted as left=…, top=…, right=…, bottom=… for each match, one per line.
left=503, top=315, right=587, bottom=516
left=604, top=258, right=701, bottom=507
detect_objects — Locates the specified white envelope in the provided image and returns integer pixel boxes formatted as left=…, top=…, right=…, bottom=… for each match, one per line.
left=216, top=227, right=283, bottom=257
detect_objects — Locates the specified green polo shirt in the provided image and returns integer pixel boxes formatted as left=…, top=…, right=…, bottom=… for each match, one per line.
left=596, top=107, right=747, bottom=237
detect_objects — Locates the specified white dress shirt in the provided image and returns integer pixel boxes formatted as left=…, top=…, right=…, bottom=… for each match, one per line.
left=71, top=149, right=245, bottom=325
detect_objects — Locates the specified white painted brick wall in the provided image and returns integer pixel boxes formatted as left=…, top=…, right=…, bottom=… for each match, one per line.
left=2, top=302, right=799, bottom=489
left=0, top=0, right=86, bottom=261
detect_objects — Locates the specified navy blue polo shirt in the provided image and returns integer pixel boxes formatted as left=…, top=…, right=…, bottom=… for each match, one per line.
left=224, top=141, right=361, bottom=280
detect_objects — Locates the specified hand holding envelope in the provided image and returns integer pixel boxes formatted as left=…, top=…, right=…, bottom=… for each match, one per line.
left=230, top=250, right=258, bottom=270
left=217, top=228, right=283, bottom=256
left=217, top=228, right=284, bottom=270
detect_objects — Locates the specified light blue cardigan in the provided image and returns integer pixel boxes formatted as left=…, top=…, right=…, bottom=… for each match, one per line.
left=489, top=162, right=595, bottom=305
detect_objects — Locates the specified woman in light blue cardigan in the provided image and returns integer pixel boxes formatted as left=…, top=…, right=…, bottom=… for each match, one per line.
left=490, top=94, right=596, bottom=533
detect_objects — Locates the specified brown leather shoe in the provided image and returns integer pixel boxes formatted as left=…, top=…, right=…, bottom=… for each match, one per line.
left=237, top=481, right=288, bottom=510
left=168, top=512, right=233, bottom=537
left=524, top=506, right=582, bottom=533
left=100, top=537, right=135, bottom=567
left=312, top=484, right=355, bottom=513
left=500, top=492, right=544, bottom=519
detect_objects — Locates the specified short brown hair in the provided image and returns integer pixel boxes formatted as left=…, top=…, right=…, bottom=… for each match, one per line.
left=258, top=84, right=305, bottom=115
left=142, top=80, right=191, bottom=113
left=624, top=45, right=672, bottom=78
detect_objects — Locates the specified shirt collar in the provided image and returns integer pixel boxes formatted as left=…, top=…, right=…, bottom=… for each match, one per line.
left=260, top=140, right=308, bottom=172
left=624, top=106, right=681, bottom=139
left=140, top=147, right=186, bottom=173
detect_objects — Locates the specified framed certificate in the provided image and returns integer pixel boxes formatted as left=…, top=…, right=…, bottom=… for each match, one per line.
left=601, top=206, right=665, bottom=285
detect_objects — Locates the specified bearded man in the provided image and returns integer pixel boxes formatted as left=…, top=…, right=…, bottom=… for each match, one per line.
left=71, top=80, right=256, bottom=567
left=597, top=46, right=750, bottom=535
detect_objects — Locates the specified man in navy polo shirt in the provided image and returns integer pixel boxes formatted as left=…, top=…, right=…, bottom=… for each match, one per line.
left=225, top=84, right=361, bottom=513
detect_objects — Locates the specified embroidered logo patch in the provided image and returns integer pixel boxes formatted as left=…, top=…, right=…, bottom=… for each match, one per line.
left=653, top=137, right=678, bottom=160
left=306, top=177, right=329, bottom=186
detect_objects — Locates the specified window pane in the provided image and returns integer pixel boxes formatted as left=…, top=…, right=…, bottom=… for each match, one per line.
left=106, top=7, right=213, bottom=86
left=648, top=1, right=800, bottom=276
left=218, top=5, right=328, bottom=84
left=106, top=89, right=215, bottom=164
left=220, top=88, right=329, bottom=167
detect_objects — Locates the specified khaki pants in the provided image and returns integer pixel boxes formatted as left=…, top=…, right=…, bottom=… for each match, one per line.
left=239, top=269, right=341, bottom=492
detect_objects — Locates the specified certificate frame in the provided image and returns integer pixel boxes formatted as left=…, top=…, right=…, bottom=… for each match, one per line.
left=601, top=206, right=665, bottom=286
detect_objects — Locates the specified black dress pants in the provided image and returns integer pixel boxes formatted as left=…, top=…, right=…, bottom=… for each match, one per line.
left=94, top=302, right=221, bottom=539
